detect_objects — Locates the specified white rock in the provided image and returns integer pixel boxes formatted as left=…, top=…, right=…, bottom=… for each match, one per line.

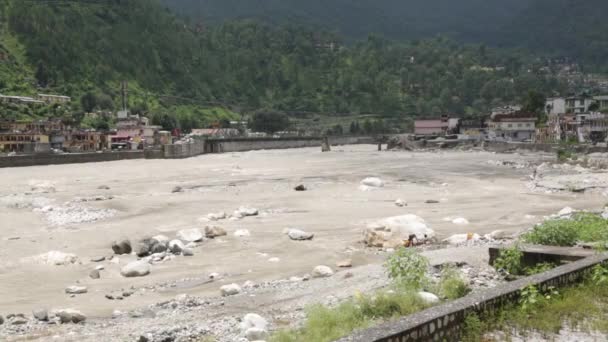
left=234, top=229, right=251, bottom=237
left=120, top=261, right=150, bottom=277
left=558, top=207, right=574, bottom=217
left=312, top=265, right=334, bottom=278
left=65, top=286, right=88, bottom=294
left=395, top=199, right=407, bottom=207
left=245, top=328, right=267, bottom=341
left=168, top=239, right=185, bottom=254
left=24, top=251, right=78, bottom=266
left=268, top=257, right=280, bottom=263
left=364, top=214, right=436, bottom=247
left=443, top=233, right=481, bottom=245
left=209, top=272, right=221, bottom=279
left=286, top=228, right=314, bottom=241
left=176, top=228, right=203, bottom=242
left=243, top=280, right=256, bottom=289
left=417, top=291, right=440, bottom=304
left=360, top=177, right=384, bottom=188
left=451, top=217, right=469, bottom=225
left=95, top=265, right=104, bottom=271
left=485, top=230, right=513, bottom=240
left=220, top=283, right=241, bottom=297
left=234, top=206, right=259, bottom=219
left=240, top=313, right=268, bottom=334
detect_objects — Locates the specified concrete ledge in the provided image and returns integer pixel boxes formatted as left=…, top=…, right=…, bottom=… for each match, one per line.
left=338, top=252, right=608, bottom=342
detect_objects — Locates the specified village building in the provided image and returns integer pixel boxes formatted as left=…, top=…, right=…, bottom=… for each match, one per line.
left=37, top=94, right=71, bottom=104
left=0, top=94, right=45, bottom=105
left=488, top=112, right=536, bottom=142
left=414, top=115, right=459, bottom=136
left=491, top=105, right=521, bottom=118
left=190, top=128, right=240, bottom=138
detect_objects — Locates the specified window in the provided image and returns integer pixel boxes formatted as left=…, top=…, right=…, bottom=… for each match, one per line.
left=507, top=124, right=513, bottom=128
left=518, top=123, right=522, bottom=128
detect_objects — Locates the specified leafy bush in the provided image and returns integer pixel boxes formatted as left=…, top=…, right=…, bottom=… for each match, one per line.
left=385, top=248, right=430, bottom=289
left=437, top=266, right=471, bottom=299
left=523, top=213, right=608, bottom=246
left=557, top=149, right=574, bottom=162
left=493, top=245, right=523, bottom=275
left=591, top=264, right=608, bottom=286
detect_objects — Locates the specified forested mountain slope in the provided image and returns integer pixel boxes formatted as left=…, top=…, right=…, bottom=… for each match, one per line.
left=0, top=0, right=565, bottom=125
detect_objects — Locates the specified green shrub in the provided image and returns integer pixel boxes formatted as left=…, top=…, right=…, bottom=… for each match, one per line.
left=591, top=264, right=608, bottom=286
left=493, top=245, right=523, bottom=275
left=437, top=266, right=471, bottom=299
left=523, top=213, right=608, bottom=246
left=461, top=314, right=483, bottom=342
left=269, top=290, right=430, bottom=342
left=385, top=248, right=430, bottom=290
left=557, top=149, right=574, bottom=162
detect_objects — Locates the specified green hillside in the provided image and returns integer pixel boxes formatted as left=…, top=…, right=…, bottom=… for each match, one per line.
left=0, top=0, right=568, bottom=130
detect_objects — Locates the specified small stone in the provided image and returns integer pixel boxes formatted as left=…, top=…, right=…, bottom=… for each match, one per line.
left=209, top=272, right=221, bottom=279
left=294, top=184, right=307, bottom=191
left=172, top=186, right=183, bottom=193
left=207, top=212, right=227, bottom=221
left=425, top=200, right=440, bottom=204
left=65, top=285, right=88, bottom=294
left=95, top=265, right=105, bottom=271
left=90, top=256, right=106, bottom=262
left=205, top=226, right=227, bottom=238
left=417, top=291, right=440, bottom=304
left=220, top=283, right=241, bottom=297
left=89, top=269, right=101, bottom=279
left=111, top=239, right=132, bottom=255
left=120, top=261, right=151, bottom=278
left=268, top=257, right=280, bottom=263
left=343, top=272, right=354, bottom=279
left=286, top=229, right=314, bottom=241
left=336, top=259, right=352, bottom=268
left=312, top=265, right=334, bottom=278
left=395, top=199, right=407, bottom=207
left=33, top=309, right=48, bottom=321
left=182, top=248, right=194, bottom=256
left=98, top=185, right=111, bottom=190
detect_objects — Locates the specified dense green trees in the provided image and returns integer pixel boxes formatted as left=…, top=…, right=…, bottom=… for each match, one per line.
left=0, top=0, right=574, bottom=126
left=250, top=112, right=290, bottom=134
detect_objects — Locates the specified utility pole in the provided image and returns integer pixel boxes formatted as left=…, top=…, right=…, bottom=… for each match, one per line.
left=121, top=81, right=128, bottom=111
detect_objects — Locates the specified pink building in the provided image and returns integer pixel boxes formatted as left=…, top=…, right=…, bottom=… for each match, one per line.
left=414, top=117, right=449, bottom=135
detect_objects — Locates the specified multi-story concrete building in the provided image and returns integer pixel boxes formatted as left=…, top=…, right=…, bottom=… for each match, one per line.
left=488, top=112, right=536, bottom=142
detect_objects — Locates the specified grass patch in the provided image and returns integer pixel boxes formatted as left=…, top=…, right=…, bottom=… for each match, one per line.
left=270, top=290, right=432, bottom=342
left=522, top=213, right=608, bottom=246
left=435, top=266, right=471, bottom=299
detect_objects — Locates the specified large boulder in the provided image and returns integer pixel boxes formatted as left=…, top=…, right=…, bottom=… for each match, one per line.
left=363, top=215, right=435, bottom=248
left=176, top=228, right=203, bottom=242
left=132, top=239, right=155, bottom=257
left=240, top=313, right=268, bottom=341
left=112, top=239, right=132, bottom=255
left=168, top=240, right=185, bottom=254
left=286, top=228, right=314, bottom=241
left=32, top=309, right=48, bottom=321
left=54, top=309, right=86, bottom=324
left=205, top=226, right=227, bottom=239
left=120, top=261, right=151, bottom=278
left=312, top=265, right=334, bottom=278
left=220, top=283, right=241, bottom=297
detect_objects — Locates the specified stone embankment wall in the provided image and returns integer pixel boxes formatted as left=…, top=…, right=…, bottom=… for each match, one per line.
left=339, top=249, right=608, bottom=342
left=0, top=136, right=376, bottom=166
left=482, top=141, right=606, bottom=154
left=0, top=151, right=144, bottom=168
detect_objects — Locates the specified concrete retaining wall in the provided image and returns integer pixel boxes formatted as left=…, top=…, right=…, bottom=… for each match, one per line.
left=205, top=137, right=321, bottom=153
left=161, top=139, right=206, bottom=159
left=0, top=151, right=144, bottom=168
left=339, top=251, right=608, bottom=342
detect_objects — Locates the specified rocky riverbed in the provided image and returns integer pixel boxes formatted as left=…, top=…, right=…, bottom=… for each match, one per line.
left=0, top=145, right=606, bottom=341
